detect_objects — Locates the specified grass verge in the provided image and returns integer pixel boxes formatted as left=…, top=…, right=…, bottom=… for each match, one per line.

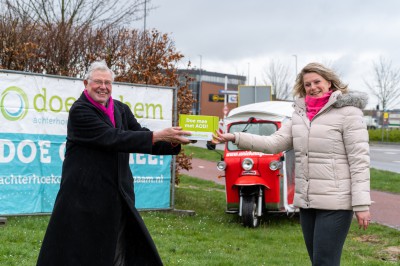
left=1, top=175, right=399, bottom=265
left=183, top=145, right=223, bottom=162
left=370, top=168, right=400, bottom=194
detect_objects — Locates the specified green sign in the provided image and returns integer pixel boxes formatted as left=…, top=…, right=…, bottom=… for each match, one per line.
left=179, top=114, right=219, bottom=141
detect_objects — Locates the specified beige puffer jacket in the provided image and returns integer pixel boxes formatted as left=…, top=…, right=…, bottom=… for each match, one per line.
left=234, top=90, right=371, bottom=212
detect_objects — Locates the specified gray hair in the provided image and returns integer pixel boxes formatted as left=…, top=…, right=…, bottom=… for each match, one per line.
left=84, top=60, right=115, bottom=81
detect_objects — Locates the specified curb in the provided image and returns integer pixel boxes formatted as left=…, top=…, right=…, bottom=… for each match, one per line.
left=0, top=217, right=7, bottom=226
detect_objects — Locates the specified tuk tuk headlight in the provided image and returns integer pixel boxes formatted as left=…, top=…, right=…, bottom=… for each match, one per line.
left=269, top=160, right=282, bottom=171
left=241, top=158, right=254, bottom=171
left=217, top=161, right=226, bottom=171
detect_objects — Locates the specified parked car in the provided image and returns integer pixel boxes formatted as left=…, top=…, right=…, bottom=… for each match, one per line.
left=364, top=115, right=379, bottom=129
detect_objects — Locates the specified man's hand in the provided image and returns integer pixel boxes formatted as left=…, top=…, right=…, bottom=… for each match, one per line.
left=153, top=127, right=191, bottom=144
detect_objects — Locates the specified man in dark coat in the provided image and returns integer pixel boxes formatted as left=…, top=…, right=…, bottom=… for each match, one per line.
left=37, top=61, right=191, bottom=265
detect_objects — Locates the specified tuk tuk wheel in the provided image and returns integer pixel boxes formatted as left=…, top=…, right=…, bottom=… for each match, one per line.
left=242, top=196, right=260, bottom=228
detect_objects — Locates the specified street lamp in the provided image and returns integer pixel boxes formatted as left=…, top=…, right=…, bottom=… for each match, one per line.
left=198, top=55, right=202, bottom=115
left=247, top=62, right=250, bottom=85
left=143, top=0, right=147, bottom=32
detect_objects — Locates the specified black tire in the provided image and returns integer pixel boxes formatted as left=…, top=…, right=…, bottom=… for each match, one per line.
left=242, top=196, right=259, bottom=228
left=206, top=143, right=216, bottom=150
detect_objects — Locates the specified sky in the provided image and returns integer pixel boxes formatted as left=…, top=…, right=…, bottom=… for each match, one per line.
left=132, top=0, right=400, bottom=109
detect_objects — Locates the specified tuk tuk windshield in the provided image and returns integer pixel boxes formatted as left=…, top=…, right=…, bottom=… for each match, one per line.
left=228, top=122, right=277, bottom=151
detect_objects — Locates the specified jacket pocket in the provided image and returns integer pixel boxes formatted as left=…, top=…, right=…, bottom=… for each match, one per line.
left=331, top=159, right=339, bottom=188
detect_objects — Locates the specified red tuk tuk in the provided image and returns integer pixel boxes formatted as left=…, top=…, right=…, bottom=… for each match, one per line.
left=216, top=101, right=297, bottom=228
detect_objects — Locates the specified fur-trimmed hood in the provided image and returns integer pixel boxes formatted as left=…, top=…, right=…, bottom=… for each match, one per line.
left=295, top=90, right=369, bottom=111
left=333, top=90, right=368, bottom=109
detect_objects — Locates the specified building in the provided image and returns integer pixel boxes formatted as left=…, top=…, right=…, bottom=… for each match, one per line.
left=177, top=69, right=246, bottom=119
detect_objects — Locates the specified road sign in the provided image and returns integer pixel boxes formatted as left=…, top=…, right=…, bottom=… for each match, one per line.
left=384, top=112, right=389, bottom=119
left=219, top=90, right=238, bottom=94
left=238, top=85, right=271, bottom=106
left=223, top=105, right=229, bottom=115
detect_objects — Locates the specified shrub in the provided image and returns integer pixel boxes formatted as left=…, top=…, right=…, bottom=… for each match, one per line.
left=369, top=128, right=400, bottom=142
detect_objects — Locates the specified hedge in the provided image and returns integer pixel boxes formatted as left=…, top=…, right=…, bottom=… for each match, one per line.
left=368, top=128, right=400, bottom=142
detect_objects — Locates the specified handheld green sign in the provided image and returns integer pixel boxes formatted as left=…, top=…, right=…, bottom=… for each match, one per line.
left=179, top=114, right=219, bottom=141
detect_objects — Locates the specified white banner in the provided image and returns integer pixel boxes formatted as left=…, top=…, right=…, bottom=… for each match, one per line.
left=0, top=70, right=175, bottom=214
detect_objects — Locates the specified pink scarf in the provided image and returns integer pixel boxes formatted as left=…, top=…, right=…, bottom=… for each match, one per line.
left=84, top=90, right=115, bottom=127
left=305, top=91, right=333, bottom=121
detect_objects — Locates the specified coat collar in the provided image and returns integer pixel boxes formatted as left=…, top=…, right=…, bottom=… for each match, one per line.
left=292, top=90, right=340, bottom=125
left=113, top=102, right=122, bottom=128
left=292, top=90, right=368, bottom=123
left=79, top=92, right=122, bottom=128
left=293, top=90, right=368, bottom=111
left=294, top=90, right=341, bottom=111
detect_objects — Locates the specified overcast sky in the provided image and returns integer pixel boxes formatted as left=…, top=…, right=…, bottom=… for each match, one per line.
left=132, top=0, right=400, bottom=109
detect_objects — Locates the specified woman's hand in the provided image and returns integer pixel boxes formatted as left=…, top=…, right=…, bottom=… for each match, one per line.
left=355, top=210, right=371, bottom=230
left=212, top=131, right=235, bottom=144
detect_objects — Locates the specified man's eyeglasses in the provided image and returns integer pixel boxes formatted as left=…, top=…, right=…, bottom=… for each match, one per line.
left=90, top=79, right=112, bottom=87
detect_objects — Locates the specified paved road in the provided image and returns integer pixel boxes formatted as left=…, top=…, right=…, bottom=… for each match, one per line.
left=370, top=143, right=400, bottom=173
left=182, top=158, right=400, bottom=230
left=191, top=141, right=400, bottom=173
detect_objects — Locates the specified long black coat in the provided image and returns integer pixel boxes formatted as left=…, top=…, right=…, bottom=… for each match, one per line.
left=37, top=93, right=180, bottom=265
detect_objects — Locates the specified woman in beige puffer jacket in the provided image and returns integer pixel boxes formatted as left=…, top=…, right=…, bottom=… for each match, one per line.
left=213, top=62, right=371, bottom=266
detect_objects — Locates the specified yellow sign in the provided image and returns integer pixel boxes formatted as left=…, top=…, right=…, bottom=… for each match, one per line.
left=209, top=94, right=224, bottom=102
left=179, top=114, right=219, bottom=141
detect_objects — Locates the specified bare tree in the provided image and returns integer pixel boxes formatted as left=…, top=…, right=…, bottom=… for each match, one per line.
left=2, top=0, right=148, bottom=29
left=0, top=1, right=195, bottom=181
left=263, top=59, right=292, bottom=100
left=365, top=57, right=400, bottom=110
left=0, top=0, right=150, bottom=75
left=0, top=10, right=40, bottom=71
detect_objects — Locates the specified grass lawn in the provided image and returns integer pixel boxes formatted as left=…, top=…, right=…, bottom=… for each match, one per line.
left=1, top=175, right=399, bottom=265
left=370, top=168, right=400, bottom=194
left=183, top=145, right=223, bottom=162
left=1, top=145, right=399, bottom=265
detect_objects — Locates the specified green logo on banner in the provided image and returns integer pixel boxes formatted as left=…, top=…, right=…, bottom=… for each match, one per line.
left=1, top=86, right=29, bottom=121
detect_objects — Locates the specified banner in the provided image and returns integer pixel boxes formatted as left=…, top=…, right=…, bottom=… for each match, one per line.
left=0, top=70, right=175, bottom=214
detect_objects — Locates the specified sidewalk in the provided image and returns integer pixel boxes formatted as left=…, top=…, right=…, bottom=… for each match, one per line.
left=182, top=158, right=400, bottom=231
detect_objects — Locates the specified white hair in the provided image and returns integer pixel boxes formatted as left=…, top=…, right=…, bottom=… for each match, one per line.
left=84, top=60, right=115, bottom=81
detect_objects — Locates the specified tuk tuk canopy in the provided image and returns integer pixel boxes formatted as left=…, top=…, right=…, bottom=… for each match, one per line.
left=224, top=101, right=294, bottom=128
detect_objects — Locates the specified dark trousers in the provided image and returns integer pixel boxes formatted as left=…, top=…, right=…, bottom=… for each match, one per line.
left=300, top=208, right=353, bottom=266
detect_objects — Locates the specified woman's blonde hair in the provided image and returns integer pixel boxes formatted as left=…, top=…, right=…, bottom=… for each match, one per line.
left=293, top=62, right=348, bottom=97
